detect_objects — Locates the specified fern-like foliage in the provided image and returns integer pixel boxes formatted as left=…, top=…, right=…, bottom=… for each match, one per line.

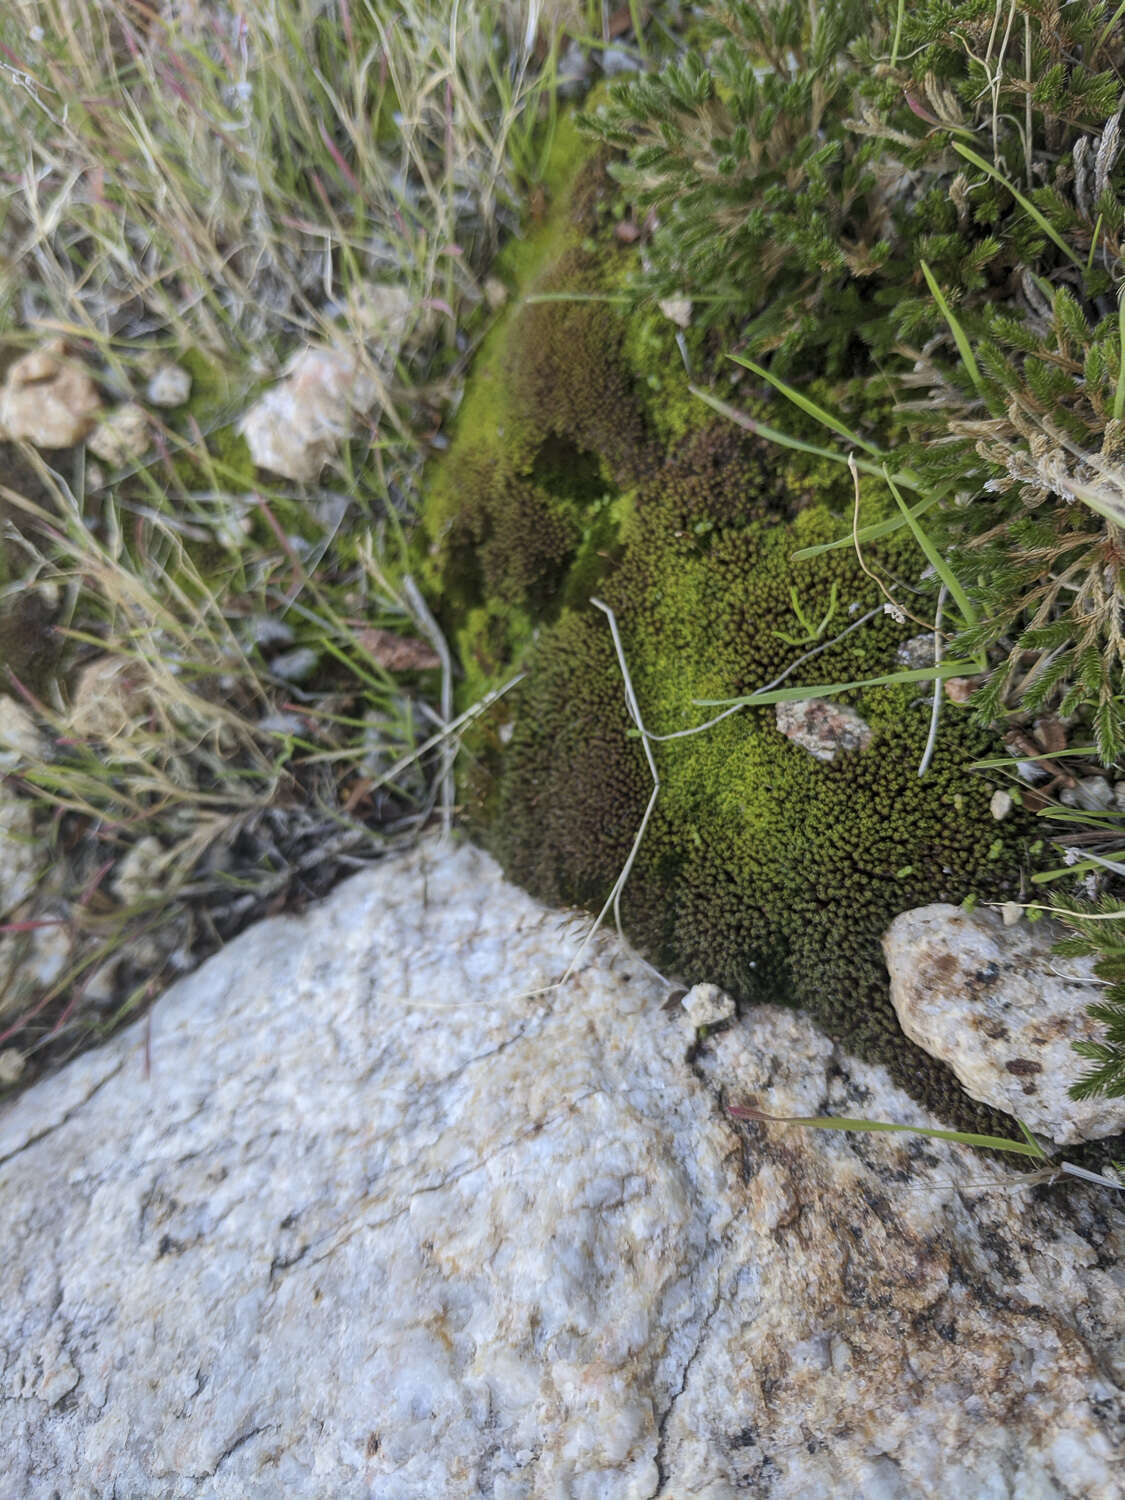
left=1056, top=903, right=1125, bottom=1100
left=583, top=0, right=1125, bottom=756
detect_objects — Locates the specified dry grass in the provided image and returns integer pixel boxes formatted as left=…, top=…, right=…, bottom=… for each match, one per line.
left=0, top=0, right=585, bottom=1085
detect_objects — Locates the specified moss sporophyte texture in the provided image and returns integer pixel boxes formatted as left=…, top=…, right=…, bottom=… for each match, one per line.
left=423, top=138, right=1044, bottom=1136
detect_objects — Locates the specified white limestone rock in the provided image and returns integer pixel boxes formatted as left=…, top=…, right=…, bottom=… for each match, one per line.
left=65, top=656, right=147, bottom=744
left=775, top=696, right=873, bottom=762
left=0, top=794, right=40, bottom=916
left=0, top=340, right=100, bottom=449
left=682, top=981, right=736, bottom=1028
left=658, top=295, right=693, bottom=328
left=0, top=843, right=1121, bottom=1499
left=884, top=902, right=1125, bottom=1145
left=87, top=401, right=149, bottom=467
left=238, top=344, right=381, bottom=482
left=0, top=694, right=45, bottom=771
left=0, top=1048, right=25, bottom=1087
left=0, top=793, right=69, bottom=1034
left=144, top=362, right=192, bottom=408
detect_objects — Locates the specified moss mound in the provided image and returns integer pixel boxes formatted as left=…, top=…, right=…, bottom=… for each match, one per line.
left=423, top=142, right=1046, bottom=1136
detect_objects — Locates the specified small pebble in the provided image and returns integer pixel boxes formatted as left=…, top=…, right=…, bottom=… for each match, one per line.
left=658, top=296, right=693, bottom=329
left=1000, top=901, right=1023, bottom=927
left=0, top=1048, right=26, bottom=1087
left=1016, top=759, right=1049, bottom=784
left=145, top=362, right=192, bottom=408
left=990, top=790, right=1013, bottom=821
left=944, top=677, right=977, bottom=704
left=258, top=712, right=305, bottom=737
left=896, top=634, right=935, bottom=669
left=483, top=277, right=508, bottom=310
left=681, top=982, right=736, bottom=1028
left=87, top=402, right=149, bottom=466
left=600, top=46, right=641, bottom=76
left=246, top=616, right=296, bottom=650
left=1073, top=775, right=1113, bottom=812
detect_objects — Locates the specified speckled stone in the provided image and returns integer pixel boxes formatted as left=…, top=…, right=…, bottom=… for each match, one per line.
left=0, top=340, right=100, bottom=449
left=775, top=697, right=873, bottom=762
left=884, top=902, right=1125, bottom=1145
left=0, top=842, right=1121, bottom=1498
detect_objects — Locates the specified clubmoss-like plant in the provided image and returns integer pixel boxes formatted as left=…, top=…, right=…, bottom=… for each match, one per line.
left=582, top=0, right=1125, bottom=756
left=1055, top=898, right=1125, bottom=1101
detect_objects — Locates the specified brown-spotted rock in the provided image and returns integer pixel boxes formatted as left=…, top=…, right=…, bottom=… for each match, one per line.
left=0, top=845, right=1120, bottom=1497
left=775, top=697, right=873, bottom=762
left=884, top=902, right=1125, bottom=1145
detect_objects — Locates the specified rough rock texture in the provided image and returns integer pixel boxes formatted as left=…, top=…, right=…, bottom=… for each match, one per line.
left=0, top=842, right=1121, bottom=1499
left=238, top=344, right=380, bottom=481
left=885, top=903, right=1125, bottom=1145
left=0, top=341, right=100, bottom=449
left=0, top=694, right=44, bottom=771
left=774, top=697, right=874, bottom=763
left=145, top=362, right=192, bottom=409
left=0, top=794, right=39, bottom=916
left=681, top=981, right=736, bottom=1028
left=0, top=789, right=66, bottom=1040
left=87, top=401, right=150, bottom=467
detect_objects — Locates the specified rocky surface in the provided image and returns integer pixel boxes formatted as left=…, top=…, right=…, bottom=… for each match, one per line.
left=238, top=342, right=380, bottom=481
left=884, top=902, right=1125, bottom=1145
left=0, top=841, right=1121, bottom=1499
left=87, top=401, right=150, bottom=467
left=0, top=787, right=67, bottom=1039
left=775, top=697, right=873, bottom=762
left=0, top=693, right=44, bottom=771
left=0, top=341, right=100, bottom=449
left=144, top=362, right=192, bottom=409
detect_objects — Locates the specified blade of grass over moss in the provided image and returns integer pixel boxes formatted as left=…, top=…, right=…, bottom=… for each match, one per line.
left=969, top=748, right=1099, bottom=769
left=690, top=386, right=921, bottom=487
left=952, top=142, right=1083, bottom=268
left=882, top=466, right=982, bottom=648
left=919, top=260, right=984, bottom=398
left=790, top=495, right=941, bottom=558
left=727, top=354, right=885, bottom=456
left=523, top=291, right=636, bottom=303
left=694, top=659, right=980, bottom=710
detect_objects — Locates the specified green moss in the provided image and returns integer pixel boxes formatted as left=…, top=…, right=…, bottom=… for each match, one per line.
left=423, top=130, right=653, bottom=639
left=485, top=475, right=1042, bottom=1136
left=426, top=130, right=1053, bottom=1140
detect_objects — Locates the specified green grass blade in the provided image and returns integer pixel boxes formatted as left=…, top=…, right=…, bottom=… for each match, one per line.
left=791, top=495, right=940, bottom=558
left=694, top=659, right=980, bottom=709
left=727, top=354, right=884, bottom=456
left=920, top=259, right=984, bottom=397
left=968, top=747, right=1098, bottom=768
left=952, top=142, right=1083, bottom=268
left=1014, top=1118, right=1051, bottom=1159
left=728, top=1105, right=1047, bottom=1157
left=691, top=387, right=921, bottom=486
left=882, top=467, right=980, bottom=640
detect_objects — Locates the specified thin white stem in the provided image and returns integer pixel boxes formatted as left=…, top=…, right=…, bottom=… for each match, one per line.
left=918, top=583, right=947, bottom=777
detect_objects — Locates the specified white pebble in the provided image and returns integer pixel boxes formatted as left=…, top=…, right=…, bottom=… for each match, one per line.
left=145, top=363, right=192, bottom=408
left=681, top=983, right=736, bottom=1028
left=989, top=790, right=1013, bottom=820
